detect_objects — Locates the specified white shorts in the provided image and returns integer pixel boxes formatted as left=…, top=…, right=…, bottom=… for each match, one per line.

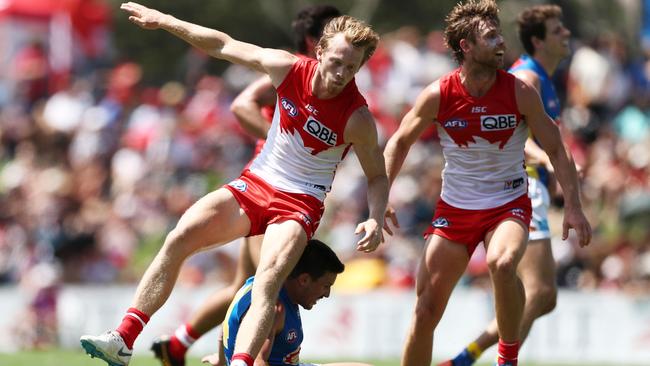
left=527, top=176, right=551, bottom=241
left=300, top=364, right=320, bottom=366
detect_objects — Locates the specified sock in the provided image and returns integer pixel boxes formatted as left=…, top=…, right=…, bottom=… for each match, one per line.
left=231, top=353, right=254, bottom=366
left=116, top=307, right=150, bottom=349
left=452, top=341, right=482, bottom=366
left=466, top=341, right=483, bottom=361
left=169, top=323, right=200, bottom=359
left=497, top=339, right=519, bottom=366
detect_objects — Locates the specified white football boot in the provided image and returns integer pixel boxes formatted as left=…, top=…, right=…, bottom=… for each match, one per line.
left=80, top=330, right=132, bottom=366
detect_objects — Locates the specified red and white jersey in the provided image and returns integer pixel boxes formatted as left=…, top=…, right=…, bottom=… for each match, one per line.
left=249, top=58, right=367, bottom=201
left=436, top=68, right=528, bottom=209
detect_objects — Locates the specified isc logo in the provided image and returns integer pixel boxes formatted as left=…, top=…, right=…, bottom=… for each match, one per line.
left=281, top=97, right=298, bottom=117
left=304, top=116, right=337, bottom=146
left=481, top=114, right=517, bottom=131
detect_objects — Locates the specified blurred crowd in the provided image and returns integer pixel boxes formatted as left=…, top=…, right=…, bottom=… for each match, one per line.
left=1, top=11, right=650, bottom=349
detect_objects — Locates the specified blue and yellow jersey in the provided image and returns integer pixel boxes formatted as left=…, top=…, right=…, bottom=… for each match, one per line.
left=509, top=54, right=561, bottom=183
left=223, top=276, right=303, bottom=366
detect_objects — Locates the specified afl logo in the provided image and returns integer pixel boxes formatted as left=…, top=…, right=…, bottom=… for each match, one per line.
left=281, top=98, right=298, bottom=117
left=443, top=119, right=468, bottom=129
left=286, top=329, right=298, bottom=343
left=228, top=179, right=247, bottom=192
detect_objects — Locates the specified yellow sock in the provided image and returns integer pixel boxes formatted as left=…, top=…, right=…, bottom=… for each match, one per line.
left=466, top=341, right=483, bottom=360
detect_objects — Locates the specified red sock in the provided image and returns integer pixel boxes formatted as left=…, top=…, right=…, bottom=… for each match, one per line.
left=497, top=339, right=519, bottom=366
left=231, top=353, right=254, bottom=366
left=115, top=307, right=150, bottom=349
left=169, top=323, right=200, bottom=359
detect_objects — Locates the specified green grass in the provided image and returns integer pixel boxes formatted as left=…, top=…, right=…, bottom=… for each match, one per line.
left=0, top=349, right=628, bottom=366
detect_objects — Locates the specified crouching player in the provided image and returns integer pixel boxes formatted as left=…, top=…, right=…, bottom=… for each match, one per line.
left=201, top=239, right=372, bottom=366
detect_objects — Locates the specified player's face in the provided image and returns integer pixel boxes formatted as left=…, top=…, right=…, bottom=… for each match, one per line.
left=541, top=17, right=571, bottom=60
left=468, top=20, right=506, bottom=69
left=317, top=33, right=364, bottom=93
left=299, top=271, right=337, bottom=310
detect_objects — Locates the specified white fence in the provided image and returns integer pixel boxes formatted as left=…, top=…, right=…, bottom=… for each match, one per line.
left=1, top=285, right=649, bottom=365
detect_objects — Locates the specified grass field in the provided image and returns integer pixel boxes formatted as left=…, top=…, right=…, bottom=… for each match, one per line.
left=0, top=349, right=630, bottom=366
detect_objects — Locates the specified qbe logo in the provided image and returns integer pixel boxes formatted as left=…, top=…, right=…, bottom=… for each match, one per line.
left=304, top=116, right=337, bottom=146
left=281, top=97, right=298, bottom=117
left=228, top=179, right=247, bottom=192
left=480, top=114, right=517, bottom=131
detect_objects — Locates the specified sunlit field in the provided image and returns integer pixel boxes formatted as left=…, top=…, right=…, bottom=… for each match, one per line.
left=0, top=349, right=632, bottom=366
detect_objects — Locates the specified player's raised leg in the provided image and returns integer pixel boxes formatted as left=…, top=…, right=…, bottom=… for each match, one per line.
left=81, top=188, right=251, bottom=366
left=230, top=220, right=308, bottom=366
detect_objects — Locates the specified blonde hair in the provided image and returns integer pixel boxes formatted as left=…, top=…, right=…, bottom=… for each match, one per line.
left=444, top=0, right=500, bottom=64
left=316, top=15, right=379, bottom=66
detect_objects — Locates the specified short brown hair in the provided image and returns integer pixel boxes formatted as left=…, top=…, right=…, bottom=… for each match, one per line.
left=316, top=15, right=379, bottom=66
left=444, top=0, right=500, bottom=64
left=517, top=5, right=563, bottom=55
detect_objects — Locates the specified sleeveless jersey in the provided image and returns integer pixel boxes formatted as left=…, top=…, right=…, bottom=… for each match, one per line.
left=249, top=58, right=367, bottom=201
left=252, top=54, right=310, bottom=156
left=509, top=54, right=561, bottom=182
left=436, top=68, right=528, bottom=209
left=223, top=277, right=303, bottom=366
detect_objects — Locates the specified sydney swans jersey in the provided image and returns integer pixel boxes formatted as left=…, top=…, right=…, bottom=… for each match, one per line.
left=249, top=58, right=367, bottom=201
left=436, top=68, right=527, bottom=209
left=223, top=277, right=303, bottom=366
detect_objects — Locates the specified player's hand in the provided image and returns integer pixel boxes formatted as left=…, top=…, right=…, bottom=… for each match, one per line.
left=121, top=2, right=167, bottom=30
left=562, top=205, right=592, bottom=247
left=383, top=206, right=400, bottom=236
left=201, top=353, right=225, bottom=366
left=355, top=218, right=384, bottom=253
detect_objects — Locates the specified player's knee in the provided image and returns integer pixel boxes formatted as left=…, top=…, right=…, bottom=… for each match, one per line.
left=162, top=227, right=196, bottom=258
left=486, top=252, right=518, bottom=279
left=527, top=283, right=557, bottom=316
left=413, top=292, right=444, bottom=328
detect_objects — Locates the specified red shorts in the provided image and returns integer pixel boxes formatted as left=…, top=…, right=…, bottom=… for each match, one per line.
left=423, top=194, right=532, bottom=256
left=223, top=170, right=324, bottom=239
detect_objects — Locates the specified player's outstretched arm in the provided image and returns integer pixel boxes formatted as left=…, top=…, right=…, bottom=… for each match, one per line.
left=120, top=2, right=296, bottom=85
left=515, top=79, right=592, bottom=247
left=345, top=106, right=389, bottom=253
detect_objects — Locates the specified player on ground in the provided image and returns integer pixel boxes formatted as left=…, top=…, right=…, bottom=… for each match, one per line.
left=382, top=1, right=591, bottom=366
left=149, top=6, right=342, bottom=366
left=81, top=3, right=389, bottom=366
left=201, top=239, right=371, bottom=366
left=441, top=5, right=574, bottom=365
